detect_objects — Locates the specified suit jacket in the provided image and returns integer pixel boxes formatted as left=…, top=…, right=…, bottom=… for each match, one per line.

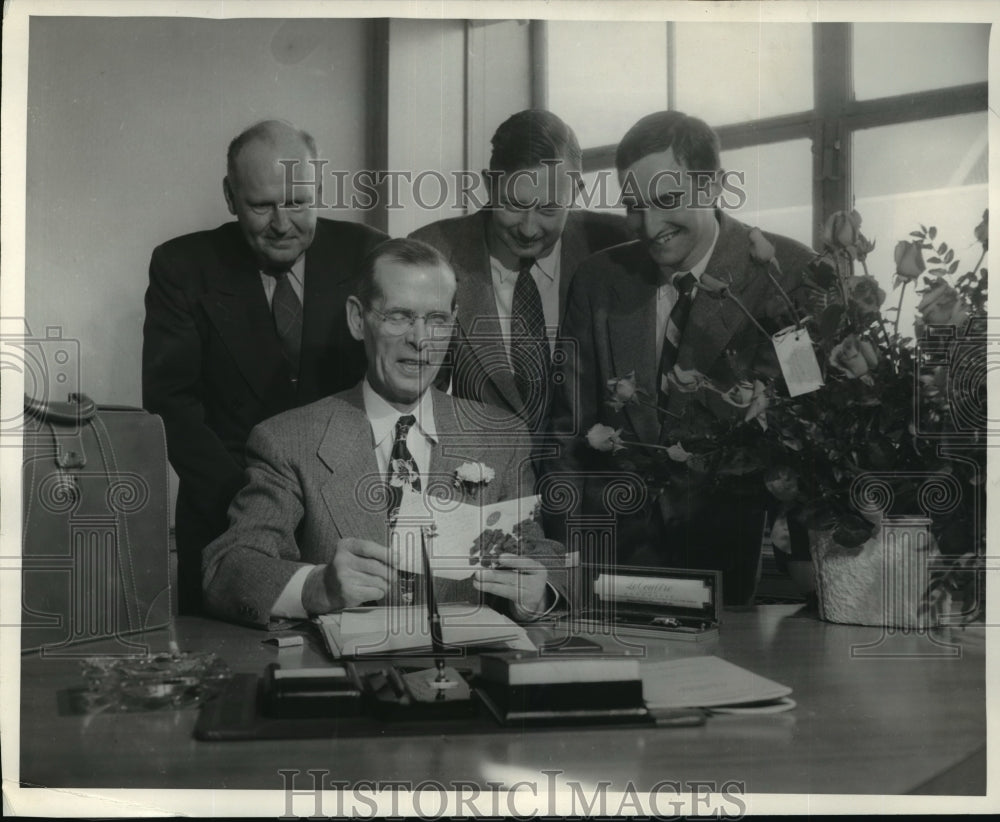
left=546, top=211, right=815, bottom=541
left=202, top=384, right=567, bottom=628
left=142, top=218, right=387, bottom=608
left=410, top=209, right=631, bottom=428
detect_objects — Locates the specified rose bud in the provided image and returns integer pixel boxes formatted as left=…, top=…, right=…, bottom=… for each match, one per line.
left=847, top=275, right=887, bottom=317
left=670, top=364, right=706, bottom=392
left=829, top=334, right=872, bottom=378
left=893, top=240, right=925, bottom=283
left=720, top=379, right=754, bottom=408
left=698, top=272, right=730, bottom=294
left=748, top=227, right=776, bottom=264
left=585, top=423, right=625, bottom=453
left=606, top=372, right=638, bottom=411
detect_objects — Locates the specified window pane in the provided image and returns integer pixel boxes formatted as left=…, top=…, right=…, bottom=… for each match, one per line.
left=852, top=112, right=988, bottom=334
left=576, top=169, right=623, bottom=216
left=674, top=24, right=813, bottom=126
left=853, top=23, right=988, bottom=101
left=547, top=22, right=667, bottom=148
left=721, top=139, right=813, bottom=247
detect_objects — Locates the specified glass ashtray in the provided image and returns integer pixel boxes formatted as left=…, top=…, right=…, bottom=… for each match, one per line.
left=80, top=651, right=231, bottom=713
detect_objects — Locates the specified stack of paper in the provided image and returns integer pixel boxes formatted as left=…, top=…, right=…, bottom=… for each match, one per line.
left=641, top=656, right=795, bottom=714
left=315, top=605, right=535, bottom=658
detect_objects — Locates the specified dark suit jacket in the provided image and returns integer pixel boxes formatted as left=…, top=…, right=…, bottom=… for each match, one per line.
left=142, top=218, right=387, bottom=609
left=546, top=211, right=815, bottom=551
left=202, top=384, right=567, bottom=628
left=410, top=209, right=631, bottom=428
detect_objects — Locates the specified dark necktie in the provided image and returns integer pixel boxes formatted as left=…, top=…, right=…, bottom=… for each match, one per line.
left=270, top=271, right=303, bottom=381
left=658, top=271, right=698, bottom=415
left=510, top=258, right=551, bottom=429
left=387, top=415, right=422, bottom=605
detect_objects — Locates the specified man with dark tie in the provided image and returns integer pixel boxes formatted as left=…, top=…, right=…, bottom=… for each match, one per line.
left=410, top=109, right=631, bottom=433
left=142, top=120, right=387, bottom=613
left=202, top=239, right=566, bottom=628
left=546, top=111, right=815, bottom=604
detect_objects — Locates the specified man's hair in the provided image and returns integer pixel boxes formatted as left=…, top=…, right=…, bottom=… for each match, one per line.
left=355, top=238, right=456, bottom=308
left=615, top=111, right=721, bottom=173
left=489, top=109, right=583, bottom=174
left=226, top=119, right=318, bottom=180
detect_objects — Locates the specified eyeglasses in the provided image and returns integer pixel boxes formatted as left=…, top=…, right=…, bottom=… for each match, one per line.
left=367, top=307, right=456, bottom=336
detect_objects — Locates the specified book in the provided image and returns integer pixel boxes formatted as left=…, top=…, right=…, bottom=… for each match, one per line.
left=314, top=604, right=535, bottom=658
left=480, top=652, right=642, bottom=686
left=640, top=655, right=794, bottom=713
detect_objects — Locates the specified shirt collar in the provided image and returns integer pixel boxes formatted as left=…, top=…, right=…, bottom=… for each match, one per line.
left=260, top=253, right=306, bottom=284
left=491, top=239, right=561, bottom=285
left=658, top=219, right=720, bottom=290
left=362, top=380, right=438, bottom=449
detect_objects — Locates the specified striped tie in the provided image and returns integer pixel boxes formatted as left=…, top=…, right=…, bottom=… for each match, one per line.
left=510, top=257, right=551, bottom=429
left=658, top=271, right=697, bottom=415
left=271, top=271, right=302, bottom=381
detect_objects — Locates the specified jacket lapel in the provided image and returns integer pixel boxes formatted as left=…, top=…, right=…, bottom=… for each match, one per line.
left=316, top=385, right=390, bottom=545
left=678, top=212, right=754, bottom=375
left=607, top=252, right=660, bottom=444
left=557, top=211, right=589, bottom=315
left=451, top=213, right=523, bottom=413
left=199, top=228, right=293, bottom=405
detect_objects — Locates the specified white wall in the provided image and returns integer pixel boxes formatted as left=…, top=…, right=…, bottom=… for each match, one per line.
left=25, top=16, right=372, bottom=407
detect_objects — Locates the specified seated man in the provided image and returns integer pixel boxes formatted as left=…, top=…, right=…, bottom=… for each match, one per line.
left=203, top=238, right=565, bottom=627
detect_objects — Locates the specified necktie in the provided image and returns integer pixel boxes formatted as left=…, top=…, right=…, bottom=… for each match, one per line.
left=658, top=271, right=698, bottom=415
left=387, top=415, right=422, bottom=606
left=270, top=271, right=303, bottom=381
left=510, top=258, right=551, bottom=429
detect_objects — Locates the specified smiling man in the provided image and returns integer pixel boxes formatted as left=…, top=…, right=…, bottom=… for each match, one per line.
left=202, top=238, right=566, bottom=628
left=546, top=111, right=815, bottom=604
left=410, top=110, right=631, bottom=433
left=142, top=120, right=386, bottom=614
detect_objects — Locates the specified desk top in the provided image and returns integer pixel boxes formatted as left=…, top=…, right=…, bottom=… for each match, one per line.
left=16, top=606, right=986, bottom=804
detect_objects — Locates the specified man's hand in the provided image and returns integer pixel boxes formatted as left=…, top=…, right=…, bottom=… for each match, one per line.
left=302, top=538, right=395, bottom=615
left=473, top=553, right=550, bottom=620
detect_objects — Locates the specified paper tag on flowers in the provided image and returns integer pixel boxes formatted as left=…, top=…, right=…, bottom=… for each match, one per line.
left=390, top=493, right=541, bottom=579
left=772, top=326, right=823, bottom=397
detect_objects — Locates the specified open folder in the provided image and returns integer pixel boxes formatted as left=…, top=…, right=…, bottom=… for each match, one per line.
left=641, top=655, right=795, bottom=714
left=315, top=605, right=536, bottom=658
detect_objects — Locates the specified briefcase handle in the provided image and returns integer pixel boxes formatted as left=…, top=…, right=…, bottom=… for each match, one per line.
left=23, top=393, right=98, bottom=425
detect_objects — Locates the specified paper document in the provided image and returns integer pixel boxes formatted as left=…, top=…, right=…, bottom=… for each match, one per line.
left=641, top=655, right=792, bottom=710
left=315, top=604, right=535, bottom=657
left=390, top=493, right=541, bottom=579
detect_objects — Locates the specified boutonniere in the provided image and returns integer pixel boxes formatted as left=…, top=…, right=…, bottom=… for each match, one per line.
left=454, top=461, right=495, bottom=499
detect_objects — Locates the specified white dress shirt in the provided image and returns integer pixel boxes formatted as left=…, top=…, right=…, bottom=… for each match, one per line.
left=654, top=220, right=721, bottom=351
left=270, top=381, right=436, bottom=619
left=489, top=240, right=561, bottom=361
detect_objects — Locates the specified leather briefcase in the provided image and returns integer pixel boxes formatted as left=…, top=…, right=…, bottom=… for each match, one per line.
left=21, top=393, right=172, bottom=654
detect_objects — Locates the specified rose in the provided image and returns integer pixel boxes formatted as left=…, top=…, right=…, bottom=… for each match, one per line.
left=606, top=372, right=638, bottom=412
left=697, top=272, right=730, bottom=294
left=822, top=210, right=876, bottom=260
left=748, top=227, right=776, bottom=264
left=666, top=442, right=691, bottom=463
left=454, top=461, right=495, bottom=486
left=974, top=209, right=988, bottom=251
left=585, top=424, right=625, bottom=453
left=764, top=466, right=799, bottom=502
left=770, top=514, right=791, bottom=554
left=669, top=364, right=708, bottom=393
left=744, top=379, right=769, bottom=429
left=720, top=379, right=754, bottom=408
left=914, top=280, right=970, bottom=335
left=846, top=275, right=886, bottom=318
left=893, top=240, right=925, bottom=284
left=829, top=333, right=878, bottom=379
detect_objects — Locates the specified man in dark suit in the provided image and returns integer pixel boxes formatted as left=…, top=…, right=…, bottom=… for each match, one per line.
left=411, top=110, right=630, bottom=433
left=547, top=111, right=815, bottom=604
left=143, top=120, right=387, bottom=613
left=202, top=239, right=566, bottom=628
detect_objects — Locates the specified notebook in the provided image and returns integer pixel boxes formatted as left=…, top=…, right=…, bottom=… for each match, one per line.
left=315, top=605, right=535, bottom=658
left=640, top=655, right=795, bottom=713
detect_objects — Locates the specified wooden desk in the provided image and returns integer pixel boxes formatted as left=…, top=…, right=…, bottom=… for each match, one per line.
left=17, top=606, right=985, bottom=799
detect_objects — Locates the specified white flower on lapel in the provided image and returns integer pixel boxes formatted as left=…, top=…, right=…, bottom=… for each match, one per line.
left=454, top=462, right=495, bottom=488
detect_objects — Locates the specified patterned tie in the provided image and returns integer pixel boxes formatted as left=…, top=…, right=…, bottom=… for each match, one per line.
left=270, top=271, right=303, bottom=381
left=658, top=271, right=698, bottom=415
left=387, top=415, right=422, bottom=606
left=510, top=258, right=551, bottom=429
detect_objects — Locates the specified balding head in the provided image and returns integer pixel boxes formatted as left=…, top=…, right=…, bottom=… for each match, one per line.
left=223, top=120, right=320, bottom=273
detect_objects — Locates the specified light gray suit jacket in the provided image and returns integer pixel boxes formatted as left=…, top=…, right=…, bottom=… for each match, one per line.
left=202, top=384, right=566, bottom=628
